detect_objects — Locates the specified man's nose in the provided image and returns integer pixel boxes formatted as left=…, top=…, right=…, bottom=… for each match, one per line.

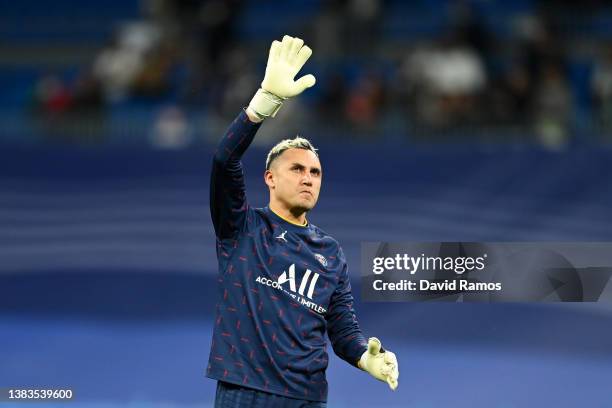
left=301, top=173, right=312, bottom=185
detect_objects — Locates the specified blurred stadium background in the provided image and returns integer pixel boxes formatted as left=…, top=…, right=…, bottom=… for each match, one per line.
left=1, top=0, right=612, bottom=407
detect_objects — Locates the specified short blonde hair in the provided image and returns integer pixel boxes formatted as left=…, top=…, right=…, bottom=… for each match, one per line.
left=265, top=136, right=319, bottom=170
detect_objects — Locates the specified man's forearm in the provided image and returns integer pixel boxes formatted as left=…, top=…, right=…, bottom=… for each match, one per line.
left=210, top=110, right=262, bottom=239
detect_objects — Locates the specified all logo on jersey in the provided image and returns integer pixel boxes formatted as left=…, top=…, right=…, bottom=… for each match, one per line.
left=255, top=264, right=326, bottom=314
left=277, top=264, right=319, bottom=299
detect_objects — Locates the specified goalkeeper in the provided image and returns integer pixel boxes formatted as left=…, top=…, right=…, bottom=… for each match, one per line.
left=207, top=35, right=399, bottom=407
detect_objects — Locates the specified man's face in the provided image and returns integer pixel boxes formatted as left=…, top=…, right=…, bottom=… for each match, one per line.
left=265, top=148, right=322, bottom=213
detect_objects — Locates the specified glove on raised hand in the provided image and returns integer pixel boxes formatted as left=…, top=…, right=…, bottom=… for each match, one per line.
left=248, top=35, right=316, bottom=120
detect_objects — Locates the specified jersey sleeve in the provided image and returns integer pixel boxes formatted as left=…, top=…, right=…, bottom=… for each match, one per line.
left=210, top=110, right=262, bottom=240
left=325, top=247, right=368, bottom=368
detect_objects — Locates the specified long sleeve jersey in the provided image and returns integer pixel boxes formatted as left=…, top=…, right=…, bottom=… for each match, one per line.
left=206, top=110, right=368, bottom=402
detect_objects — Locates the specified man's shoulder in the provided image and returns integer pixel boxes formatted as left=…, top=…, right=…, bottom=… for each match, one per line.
left=309, top=223, right=334, bottom=240
left=249, top=206, right=268, bottom=222
left=308, top=223, right=343, bottom=252
left=246, top=206, right=282, bottom=233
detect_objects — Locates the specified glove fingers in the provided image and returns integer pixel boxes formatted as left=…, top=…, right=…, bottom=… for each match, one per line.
left=383, top=351, right=396, bottom=365
left=280, top=35, right=293, bottom=61
left=383, top=352, right=398, bottom=376
left=294, top=74, right=316, bottom=94
left=268, top=40, right=281, bottom=63
left=385, top=358, right=399, bottom=391
left=289, top=37, right=304, bottom=63
left=294, top=45, right=313, bottom=69
left=386, top=376, right=398, bottom=391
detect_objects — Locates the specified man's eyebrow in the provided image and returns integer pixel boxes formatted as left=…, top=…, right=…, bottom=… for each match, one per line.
left=290, top=162, right=321, bottom=171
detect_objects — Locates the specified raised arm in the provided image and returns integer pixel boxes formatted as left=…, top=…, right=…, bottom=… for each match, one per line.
left=210, top=112, right=261, bottom=240
left=210, top=35, right=316, bottom=240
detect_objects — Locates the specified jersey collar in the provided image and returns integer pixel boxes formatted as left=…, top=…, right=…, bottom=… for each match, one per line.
left=265, top=206, right=310, bottom=229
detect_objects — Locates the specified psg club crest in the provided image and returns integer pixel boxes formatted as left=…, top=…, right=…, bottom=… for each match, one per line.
left=314, top=253, right=327, bottom=267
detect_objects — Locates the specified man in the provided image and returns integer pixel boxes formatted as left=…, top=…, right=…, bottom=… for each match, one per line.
left=207, top=35, right=399, bottom=407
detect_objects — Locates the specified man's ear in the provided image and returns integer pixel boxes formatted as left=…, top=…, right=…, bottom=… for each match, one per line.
left=264, top=169, right=275, bottom=189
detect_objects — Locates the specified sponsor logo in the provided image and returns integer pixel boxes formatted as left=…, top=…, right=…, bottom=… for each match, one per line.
left=275, top=230, right=288, bottom=243
left=255, top=263, right=326, bottom=314
left=277, top=264, right=319, bottom=299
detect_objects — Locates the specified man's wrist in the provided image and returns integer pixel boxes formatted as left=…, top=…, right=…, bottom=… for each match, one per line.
left=245, top=106, right=264, bottom=123
left=248, top=88, right=285, bottom=121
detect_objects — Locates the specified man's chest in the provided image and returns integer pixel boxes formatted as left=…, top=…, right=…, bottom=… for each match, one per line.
left=226, top=225, right=340, bottom=313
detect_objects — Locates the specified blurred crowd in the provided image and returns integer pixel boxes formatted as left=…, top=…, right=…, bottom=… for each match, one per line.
left=27, top=0, right=612, bottom=147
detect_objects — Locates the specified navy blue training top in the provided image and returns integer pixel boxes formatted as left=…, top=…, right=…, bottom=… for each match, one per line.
left=205, top=110, right=368, bottom=402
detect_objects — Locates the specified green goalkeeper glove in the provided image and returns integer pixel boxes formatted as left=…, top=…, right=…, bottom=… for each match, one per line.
left=358, top=337, right=399, bottom=391
left=247, top=35, right=316, bottom=120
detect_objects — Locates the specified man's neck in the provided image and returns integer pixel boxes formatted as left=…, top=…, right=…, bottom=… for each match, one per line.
left=269, top=202, right=307, bottom=226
